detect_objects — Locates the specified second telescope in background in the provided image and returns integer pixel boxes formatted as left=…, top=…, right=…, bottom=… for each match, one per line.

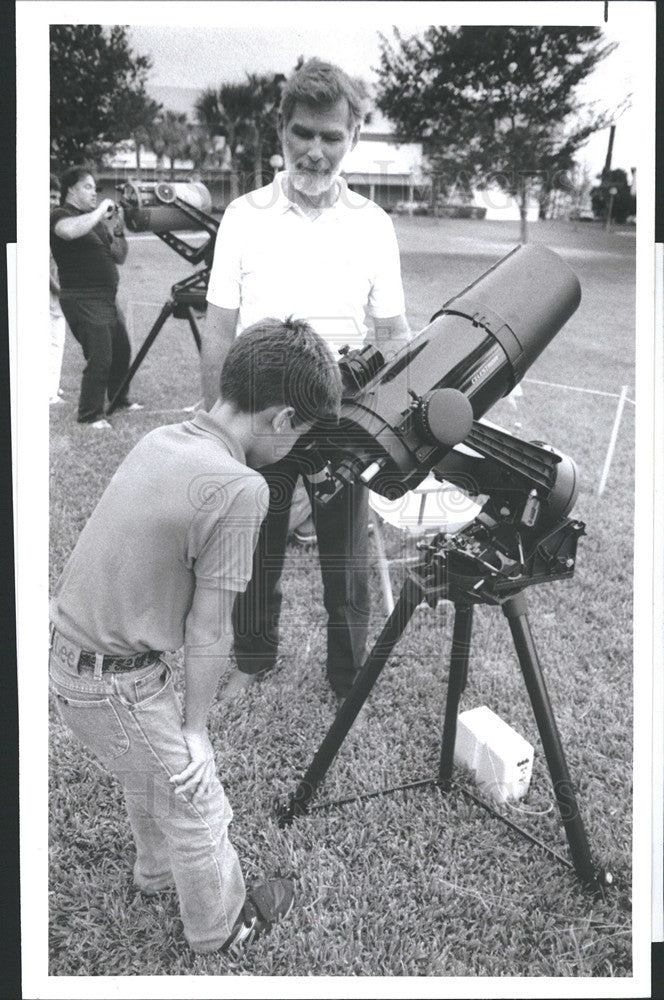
left=120, top=180, right=213, bottom=233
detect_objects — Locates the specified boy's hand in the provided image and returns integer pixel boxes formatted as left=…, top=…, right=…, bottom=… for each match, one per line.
left=170, top=728, right=216, bottom=803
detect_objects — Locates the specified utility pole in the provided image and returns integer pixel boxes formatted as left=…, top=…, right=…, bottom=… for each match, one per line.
left=601, top=124, right=616, bottom=184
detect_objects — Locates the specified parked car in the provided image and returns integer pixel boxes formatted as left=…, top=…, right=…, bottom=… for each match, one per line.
left=568, top=207, right=596, bottom=222
left=394, top=200, right=430, bottom=216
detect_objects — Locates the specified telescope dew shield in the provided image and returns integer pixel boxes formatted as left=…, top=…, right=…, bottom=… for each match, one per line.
left=121, top=181, right=213, bottom=233
left=438, top=243, right=581, bottom=386
left=319, top=244, right=581, bottom=500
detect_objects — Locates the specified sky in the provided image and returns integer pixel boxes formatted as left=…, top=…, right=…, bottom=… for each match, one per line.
left=126, top=18, right=640, bottom=178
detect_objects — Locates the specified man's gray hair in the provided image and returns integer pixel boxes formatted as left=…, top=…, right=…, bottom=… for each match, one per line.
left=279, top=58, right=370, bottom=127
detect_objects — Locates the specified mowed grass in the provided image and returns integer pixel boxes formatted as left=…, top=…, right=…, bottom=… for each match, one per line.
left=49, top=217, right=636, bottom=977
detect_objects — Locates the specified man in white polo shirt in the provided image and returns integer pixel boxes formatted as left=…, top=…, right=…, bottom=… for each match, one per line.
left=201, top=58, right=409, bottom=699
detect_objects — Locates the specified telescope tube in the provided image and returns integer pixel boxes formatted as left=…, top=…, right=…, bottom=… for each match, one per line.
left=315, top=244, right=582, bottom=500
left=120, top=180, right=213, bottom=232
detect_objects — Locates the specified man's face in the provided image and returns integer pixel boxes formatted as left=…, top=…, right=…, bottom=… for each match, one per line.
left=49, top=188, right=60, bottom=209
left=280, top=99, right=359, bottom=198
left=67, top=174, right=97, bottom=212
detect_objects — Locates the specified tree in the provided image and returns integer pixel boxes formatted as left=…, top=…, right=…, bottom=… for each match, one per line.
left=590, top=168, right=636, bottom=224
left=375, top=26, right=620, bottom=242
left=195, top=73, right=284, bottom=197
left=143, top=110, right=191, bottom=178
left=50, top=25, right=159, bottom=168
left=114, top=88, right=162, bottom=176
left=242, top=73, right=286, bottom=185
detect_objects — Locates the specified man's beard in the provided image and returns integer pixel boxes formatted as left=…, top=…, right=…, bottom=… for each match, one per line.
left=287, top=163, right=340, bottom=199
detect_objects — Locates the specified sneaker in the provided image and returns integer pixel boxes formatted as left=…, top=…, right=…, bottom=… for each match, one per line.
left=89, top=418, right=112, bottom=430
left=222, top=879, right=294, bottom=954
left=49, top=396, right=65, bottom=405
left=114, top=400, right=144, bottom=411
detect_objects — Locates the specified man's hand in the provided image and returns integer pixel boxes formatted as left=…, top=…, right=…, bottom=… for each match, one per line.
left=105, top=203, right=125, bottom=233
left=98, top=198, right=117, bottom=219
left=170, top=728, right=217, bottom=803
left=54, top=198, right=119, bottom=241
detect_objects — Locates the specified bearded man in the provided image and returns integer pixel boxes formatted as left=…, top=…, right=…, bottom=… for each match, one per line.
left=200, top=58, right=409, bottom=699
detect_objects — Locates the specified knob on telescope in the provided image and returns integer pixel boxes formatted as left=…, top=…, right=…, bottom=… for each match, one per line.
left=417, top=387, right=474, bottom=449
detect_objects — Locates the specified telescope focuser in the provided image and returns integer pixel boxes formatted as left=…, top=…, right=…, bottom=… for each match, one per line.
left=337, top=343, right=384, bottom=393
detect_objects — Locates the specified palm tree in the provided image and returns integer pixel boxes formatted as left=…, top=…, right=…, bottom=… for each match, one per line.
left=195, top=73, right=285, bottom=196
left=244, top=73, right=285, bottom=186
left=195, top=82, right=258, bottom=199
left=145, top=110, right=191, bottom=178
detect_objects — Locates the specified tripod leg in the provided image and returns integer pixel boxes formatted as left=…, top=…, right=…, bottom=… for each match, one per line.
left=185, top=306, right=202, bottom=352
left=502, top=592, right=597, bottom=885
left=438, top=603, right=474, bottom=789
left=107, top=300, right=174, bottom=414
left=276, top=575, right=424, bottom=827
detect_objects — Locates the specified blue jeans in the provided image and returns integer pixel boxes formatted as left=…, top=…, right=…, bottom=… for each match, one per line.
left=49, top=649, right=246, bottom=953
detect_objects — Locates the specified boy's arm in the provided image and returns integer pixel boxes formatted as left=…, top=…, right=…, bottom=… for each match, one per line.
left=169, top=584, right=235, bottom=803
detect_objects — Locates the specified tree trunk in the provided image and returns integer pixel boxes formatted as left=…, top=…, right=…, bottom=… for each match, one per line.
left=254, top=141, right=263, bottom=188
left=229, top=159, right=240, bottom=200
left=518, top=176, right=529, bottom=244
left=134, top=134, right=142, bottom=180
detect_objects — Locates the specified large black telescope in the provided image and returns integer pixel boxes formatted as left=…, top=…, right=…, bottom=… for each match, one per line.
left=279, top=244, right=613, bottom=892
left=299, top=243, right=581, bottom=504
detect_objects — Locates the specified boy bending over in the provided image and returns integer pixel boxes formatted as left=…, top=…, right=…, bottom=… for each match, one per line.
left=49, top=317, right=342, bottom=954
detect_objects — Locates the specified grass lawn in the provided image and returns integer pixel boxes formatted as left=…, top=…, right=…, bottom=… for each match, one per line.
left=48, top=216, right=636, bottom=978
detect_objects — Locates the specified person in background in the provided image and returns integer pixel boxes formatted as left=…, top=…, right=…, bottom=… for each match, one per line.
left=50, top=166, right=142, bottom=428
left=201, top=58, right=410, bottom=700
left=49, top=175, right=66, bottom=405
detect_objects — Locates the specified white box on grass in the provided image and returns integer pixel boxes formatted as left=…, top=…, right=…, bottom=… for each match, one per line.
left=454, top=706, right=534, bottom=804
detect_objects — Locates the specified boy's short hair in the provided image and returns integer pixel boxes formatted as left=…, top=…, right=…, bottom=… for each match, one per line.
left=220, top=316, right=342, bottom=425
left=50, top=174, right=61, bottom=192
left=279, top=58, right=370, bottom=129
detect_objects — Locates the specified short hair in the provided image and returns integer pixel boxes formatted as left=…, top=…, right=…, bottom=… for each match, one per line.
left=279, top=59, right=370, bottom=129
left=220, top=316, right=342, bottom=425
left=50, top=174, right=61, bottom=192
left=60, top=165, right=94, bottom=202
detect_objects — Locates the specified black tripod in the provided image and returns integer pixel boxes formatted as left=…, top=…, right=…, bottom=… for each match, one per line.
left=277, top=512, right=612, bottom=890
left=107, top=194, right=219, bottom=415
